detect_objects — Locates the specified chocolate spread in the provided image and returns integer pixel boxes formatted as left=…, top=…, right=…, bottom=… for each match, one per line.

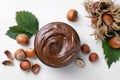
left=34, top=22, right=80, bottom=67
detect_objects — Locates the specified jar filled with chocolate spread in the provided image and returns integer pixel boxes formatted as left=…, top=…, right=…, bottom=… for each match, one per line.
left=34, top=22, right=80, bottom=68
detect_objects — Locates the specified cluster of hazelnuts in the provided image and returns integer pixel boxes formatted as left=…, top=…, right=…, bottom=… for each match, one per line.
left=81, top=43, right=99, bottom=62
left=15, top=48, right=40, bottom=74
left=2, top=48, right=40, bottom=74
left=75, top=43, right=99, bottom=68
left=66, top=9, right=99, bottom=67
left=2, top=33, right=40, bottom=74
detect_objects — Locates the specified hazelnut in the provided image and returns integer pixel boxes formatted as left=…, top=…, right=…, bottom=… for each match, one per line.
left=20, top=60, right=31, bottom=71
left=75, top=58, right=85, bottom=67
left=102, top=14, right=113, bottom=25
left=89, top=52, right=99, bottom=62
left=109, top=36, right=120, bottom=49
left=14, top=49, right=26, bottom=61
left=91, top=17, right=98, bottom=24
left=81, top=43, right=90, bottom=54
left=67, top=9, right=78, bottom=21
left=26, top=48, right=36, bottom=58
left=16, top=34, right=29, bottom=45
left=31, top=64, right=40, bottom=74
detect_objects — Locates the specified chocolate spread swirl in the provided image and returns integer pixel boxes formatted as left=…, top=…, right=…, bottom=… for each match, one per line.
left=34, top=22, right=80, bottom=67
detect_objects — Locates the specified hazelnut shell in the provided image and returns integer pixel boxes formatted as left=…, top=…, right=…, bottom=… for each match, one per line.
left=31, top=64, right=40, bottom=74
left=81, top=43, right=90, bottom=54
left=16, top=34, right=29, bottom=45
left=67, top=9, right=78, bottom=21
left=26, top=48, right=36, bottom=58
left=89, top=52, right=99, bottom=62
left=20, top=60, right=31, bottom=71
left=14, top=49, right=26, bottom=61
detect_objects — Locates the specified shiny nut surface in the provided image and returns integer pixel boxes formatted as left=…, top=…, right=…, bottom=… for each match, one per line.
left=67, top=9, right=78, bottom=21
left=20, top=60, right=31, bottom=71
left=89, top=52, right=99, bottom=62
left=26, top=48, right=36, bottom=58
left=81, top=43, right=90, bottom=54
left=16, top=34, right=29, bottom=45
left=14, top=49, right=26, bottom=61
left=109, top=36, right=120, bottom=49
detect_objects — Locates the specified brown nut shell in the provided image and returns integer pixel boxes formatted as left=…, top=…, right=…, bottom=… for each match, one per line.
left=20, top=60, right=31, bottom=71
left=67, top=9, right=78, bottom=21
left=81, top=43, right=90, bottom=54
left=26, top=48, right=36, bottom=58
left=16, top=34, right=29, bottom=45
left=4, top=50, right=13, bottom=60
left=31, top=64, right=40, bottom=74
left=102, top=14, right=113, bottom=25
left=89, top=52, right=99, bottom=62
left=2, top=60, right=13, bottom=66
left=14, top=49, right=26, bottom=61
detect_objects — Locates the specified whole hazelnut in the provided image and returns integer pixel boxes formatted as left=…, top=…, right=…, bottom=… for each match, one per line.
left=109, top=36, right=120, bottom=49
left=81, top=43, right=90, bottom=54
left=20, top=60, right=31, bottom=71
left=93, top=1, right=100, bottom=8
left=91, top=17, right=98, bottom=24
left=16, top=34, right=29, bottom=45
left=102, top=14, right=113, bottom=25
left=14, top=49, right=26, bottom=61
left=89, top=52, right=99, bottom=62
left=67, top=9, right=78, bottom=21
left=26, top=48, right=36, bottom=58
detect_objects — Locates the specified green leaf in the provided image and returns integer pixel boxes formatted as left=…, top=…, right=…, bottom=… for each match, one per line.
left=6, top=26, right=32, bottom=39
left=102, top=38, right=120, bottom=68
left=16, top=11, right=39, bottom=34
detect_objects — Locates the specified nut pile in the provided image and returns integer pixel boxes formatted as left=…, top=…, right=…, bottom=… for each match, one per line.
left=75, top=43, right=99, bottom=68
left=2, top=50, right=14, bottom=66
left=2, top=48, right=40, bottom=75
left=81, top=43, right=99, bottom=62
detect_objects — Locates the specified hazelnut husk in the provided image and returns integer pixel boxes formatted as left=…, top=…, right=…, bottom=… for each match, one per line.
left=14, top=49, right=26, bottom=61
left=67, top=9, right=78, bottom=21
left=16, top=34, right=29, bottom=45
left=31, top=64, right=40, bottom=74
left=89, top=52, right=99, bottom=62
left=20, top=60, right=31, bottom=71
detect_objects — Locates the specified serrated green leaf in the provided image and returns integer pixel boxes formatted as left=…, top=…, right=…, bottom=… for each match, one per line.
left=102, top=37, right=120, bottom=68
left=16, top=11, right=39, bottom=34
left=6, top=26, right=32, bottom=39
